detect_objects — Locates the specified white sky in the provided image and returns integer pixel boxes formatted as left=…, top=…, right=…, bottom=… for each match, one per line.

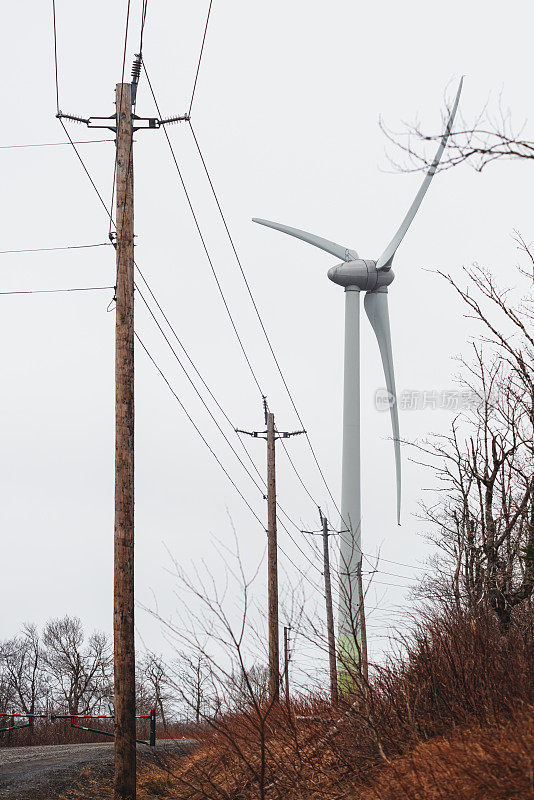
left=0, top=0, right=532, bottom=677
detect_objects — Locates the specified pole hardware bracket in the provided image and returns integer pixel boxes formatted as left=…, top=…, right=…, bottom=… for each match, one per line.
left=58, top=110, right=190, bottom=134
left=56, top=111, right=90, bottom=125
left=236, top=427, right=305, bottom=441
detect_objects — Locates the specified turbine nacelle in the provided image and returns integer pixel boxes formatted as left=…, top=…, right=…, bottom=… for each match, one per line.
left=327, top=260, right=395, bottom=292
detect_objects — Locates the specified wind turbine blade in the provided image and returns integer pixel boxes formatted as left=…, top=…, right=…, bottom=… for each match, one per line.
left=253, top=218, right=358, bottom=261
left=364, top=290, right=401, bottom=524
left=376, top=77, right=464, bottom=271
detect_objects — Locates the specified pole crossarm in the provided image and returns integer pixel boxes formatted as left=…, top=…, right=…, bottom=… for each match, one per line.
left=57, top=111, right=190, bottom=133
left=235, top=427, right=305, bottom=441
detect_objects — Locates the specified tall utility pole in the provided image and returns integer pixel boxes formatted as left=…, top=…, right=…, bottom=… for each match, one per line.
left=114, top=81, right=136, bottom=800
left=237, top=399, right=304, bottom=704
left=58, top=65, right=189, bottom=800
left=320, top=513, right=338, bottom=705
left=266, top=410, right=279, bottom=702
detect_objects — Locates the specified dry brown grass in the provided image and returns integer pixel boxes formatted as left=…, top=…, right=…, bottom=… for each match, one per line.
left=58, top=605, right=534, bottom=799
left=360, top=708, right=534, bottom=800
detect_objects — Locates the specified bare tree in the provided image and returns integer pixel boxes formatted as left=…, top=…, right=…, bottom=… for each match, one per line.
left=414, top=259, right=534, bottom=628
left=43, top=616, right=112, bottom=715
left=228, top=663, right=269, bottom=710
left=175, top=651, right=210, bottom=724
left=136, top=651, right=174, bottom=729
left=381, top=83, right=534, bottom=173
left=0, top=623, right=46, bottom=715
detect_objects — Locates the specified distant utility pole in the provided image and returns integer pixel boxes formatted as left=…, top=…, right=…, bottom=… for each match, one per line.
left=237, top=398, right=304, bottom=704
left=320, top=513, right=338, bottom=704
left=58, top=60, right=189, bottom=800
left=303, top=512, right=338, bottom=704
left=283, top=625, right=291, bottom=702
left=357, top=561, right=368, bottom=684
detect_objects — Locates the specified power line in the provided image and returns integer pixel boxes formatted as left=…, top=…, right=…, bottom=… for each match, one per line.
left=365, top=568, right=420, bottom=582
left=136, top=331, right=264, bottom=528
left=136, top=304, right=322, bottom=590
left=0, top=285, right=114, bottom=296
left=0, top=243, right=112, bottom=255
left=52, top=0, right=60, bottom=114
left=138, top=325, right=323, bottom=594
left=0, top=140, right=114, bottom=149
left=135, top=280, right=265, bottom=496
left=108, top=1, right=138, bottom=244
left=49, top=26, right=324, bottom=593
left=189, top=0, right=214, bottom=116
left=134, top=264, right=267, bottom=489
left=135, top=262, right=320, bottom=554
left=362, top=551, right=427, bottom=573
left=46, top=59, right=269, bottom=516
left=58, top=119, right=111, bottom=218
left=49, top=39, right=285, bottom=530
left=138, top=0, right=149, bottom=56
left=143, top=63, right=264, bottom=398
left=188, top=122, right=344, bottom=521
left=120, top=1, right=132, bottom=95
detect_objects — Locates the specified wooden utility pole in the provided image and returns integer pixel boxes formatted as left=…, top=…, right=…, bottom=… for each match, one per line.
left=266, top=411, right=279, bottom=703
left=57, top=67, right=190, bottom=800
left=236, top=400, right=304, bottom=705
left=283, top=625, right=290, bottom=702
left=114, top=81, right=136, bottom=800
left=357, top=562, right=368, bottom=684
left=321, top=514, right=338, bottom=704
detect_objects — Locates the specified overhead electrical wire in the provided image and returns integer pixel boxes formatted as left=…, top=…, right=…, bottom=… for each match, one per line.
left=50, top=10, right=318, bottom=557
left=58, top=119, right=111, bottom=218
left=138, top=0, right=149, bottom=56
left=0, top=243, right=112, bottom=255
left=140, top=73, right=331, bottom=576
left=134, top=264, right=267, bottom=489
left=134, top=260, right=319, bottom=547
left=362, top=551, right=427, bottom=574
left=51, top=0, right=111, bottom=221
left=47, top=30, right=270, bottom=539
left=187, top=122, right=344, bottom=522
left=136, top=262, right=321, bottom=566
left=188, top=0, right=214, bottom=116
left=135, top=280, right=265, bottom=495
left=143, top=64, right=264, bottom=398
left=184, top=24, right=415, bottom=588
left=150, top=65, right=340, bottom=550
left=137, top=323, right=323, bottom=593
left=0, top=140, right=113, bottom=149
left=136, top=331, right=265, bottom=528
left=0, top=285, right=114, bottom=298
left=49, top=8, right=330, bottom=593
left=52, top=0, right=60, bottom=114
left=108, top=0, right=135, bottom=242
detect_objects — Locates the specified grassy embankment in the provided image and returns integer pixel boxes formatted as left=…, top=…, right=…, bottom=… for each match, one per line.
left=59, top=606, right=534, bottom=800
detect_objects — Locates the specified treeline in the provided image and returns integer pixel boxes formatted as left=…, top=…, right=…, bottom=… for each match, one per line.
left=0, top=616, right=176, bottom=724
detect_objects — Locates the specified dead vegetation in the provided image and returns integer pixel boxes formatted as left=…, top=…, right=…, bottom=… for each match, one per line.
left=57, top=603, right=534, bottom=800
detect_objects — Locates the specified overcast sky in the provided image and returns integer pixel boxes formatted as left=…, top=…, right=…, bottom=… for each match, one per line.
left=1, top=1, right=532, bottom=673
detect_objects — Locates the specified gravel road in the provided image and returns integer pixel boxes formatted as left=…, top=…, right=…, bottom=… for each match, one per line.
left=0, top=739, right=195, bottom=799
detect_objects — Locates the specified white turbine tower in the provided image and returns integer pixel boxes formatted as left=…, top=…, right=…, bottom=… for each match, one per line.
left=254, top=80, right=463, bottom=688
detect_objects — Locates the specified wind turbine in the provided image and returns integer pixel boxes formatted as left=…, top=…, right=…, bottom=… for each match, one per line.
left=253, top=80, right=463, bottom=688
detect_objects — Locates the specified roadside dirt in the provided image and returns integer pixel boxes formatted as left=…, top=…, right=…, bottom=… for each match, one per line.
left=0, top=739, right=194, bottom=800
